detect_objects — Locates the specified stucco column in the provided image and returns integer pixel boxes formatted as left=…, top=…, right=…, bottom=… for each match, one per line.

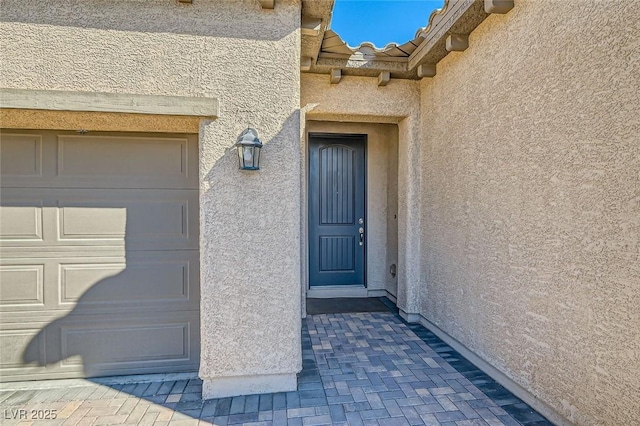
left=198, top=2, right=302, bottom=399
left=396, top=114, right=422, bottom=322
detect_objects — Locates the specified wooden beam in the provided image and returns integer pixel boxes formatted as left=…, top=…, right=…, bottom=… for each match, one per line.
left=407, top=0, right=479, bottom=70
left=417, top=64, right=436, bottom=78
left=446, top=34, right=469, bottom=52
left=301, top=16, right=322, bottom=36
left=378, top=71, right=390, bottom=86
left=301, top=56, right=312, bottom=71
left=330, top=69, right=342, bottom=84
left=318, top=52, right=407, bottom=63
left=316, top=56, right=408, bottom=71
left=259, top=0, right=275, bottom=9
left=484, top=0, right=514, bottom=14
left=0, top=88, right=218, bottom=118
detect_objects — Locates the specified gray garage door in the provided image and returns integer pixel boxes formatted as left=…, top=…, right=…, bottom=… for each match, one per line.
left=0, top=130, right=200, bottom=381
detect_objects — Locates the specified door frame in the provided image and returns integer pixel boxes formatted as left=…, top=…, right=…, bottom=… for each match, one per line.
left=306, top=132, right=368, bottom=298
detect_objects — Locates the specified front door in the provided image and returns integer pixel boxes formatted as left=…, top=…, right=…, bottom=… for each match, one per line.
left=308, top=134, right=366, bottom=287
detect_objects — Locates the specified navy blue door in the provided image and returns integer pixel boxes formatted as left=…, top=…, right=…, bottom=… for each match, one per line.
left=309, top=134, right=366, bottom=287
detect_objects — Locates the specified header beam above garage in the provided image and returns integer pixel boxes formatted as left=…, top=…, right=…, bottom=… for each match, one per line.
left=0, top=88, right=219, bottom=118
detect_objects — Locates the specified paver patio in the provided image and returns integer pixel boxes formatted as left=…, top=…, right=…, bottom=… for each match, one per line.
left=0, top=308, right=552, bottom=425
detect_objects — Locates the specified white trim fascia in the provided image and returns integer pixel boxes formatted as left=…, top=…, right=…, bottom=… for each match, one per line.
left=0, top=88, right=218, bottom=118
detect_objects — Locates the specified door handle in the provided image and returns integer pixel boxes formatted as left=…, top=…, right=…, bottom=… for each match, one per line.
left=359, top=227, right=364, bottom=246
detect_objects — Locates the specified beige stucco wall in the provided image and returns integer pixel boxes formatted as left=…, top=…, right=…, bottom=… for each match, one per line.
left=1, top=0, right=302, bottom=396
left=386, top=136, right=399, bottom=298
left=418, top=0, right=640, bottom=424
left=304, top=121, right=398, bottom=295
left=301, top=74, right=420, bottom=311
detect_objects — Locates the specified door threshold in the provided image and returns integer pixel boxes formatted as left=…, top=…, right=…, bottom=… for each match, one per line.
left=307, top=287, right=386, bottom=299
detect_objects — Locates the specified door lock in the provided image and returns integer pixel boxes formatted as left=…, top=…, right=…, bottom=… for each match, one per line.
left=359, top=227, right=364, bottom=246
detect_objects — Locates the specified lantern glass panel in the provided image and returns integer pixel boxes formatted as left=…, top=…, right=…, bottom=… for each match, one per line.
left=237, top=146, right=245, bottom=169
left=235, top=128, right=262, bottom=170
left=243, top=146, right=254, bottom=164
left=253, top=147, right=259, bottom=168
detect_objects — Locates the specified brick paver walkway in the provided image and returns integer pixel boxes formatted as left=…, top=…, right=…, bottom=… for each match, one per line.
left=0, top=312, right=552, bottom=425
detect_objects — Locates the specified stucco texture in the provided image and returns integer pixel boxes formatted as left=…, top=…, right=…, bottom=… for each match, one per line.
left=1, top=0, right=302, bottom=390
left=301, top=74, right=422, bottom=313
left=418, top=0, right=640, bottom=424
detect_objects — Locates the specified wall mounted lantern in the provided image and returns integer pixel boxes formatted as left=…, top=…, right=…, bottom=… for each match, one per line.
left=235, top=128, right=263, bottom=170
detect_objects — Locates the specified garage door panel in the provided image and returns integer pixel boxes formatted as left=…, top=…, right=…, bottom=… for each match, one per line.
left=60, top=323, right=191, bottom=366
left=0, top=313, right=199, bottom=381
left=0, top=264, right=45, bottom=307
left=0, top=327, right=47, bottom=369
left=58, top=196, right=195, bottom=249
left=1, top=189, right=198, bottom=250
left=1, top=251, right=199, bottom=314
left=58, top=135, right=186, bottom=178
left=1, top=131, right=198, bottom=189
left=1, top=259, right=64, bottom=314
left=60, top=258, right=193, bottom=306
left=59, top=205, right=126, bottom=240
left=0, top=133, right=43, bottom=177
left=0, top=201, right=44, bottom=241
left=49, top=312, right=199, bottom=377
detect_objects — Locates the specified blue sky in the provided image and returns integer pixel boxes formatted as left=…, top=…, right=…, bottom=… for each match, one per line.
left=330, top=0, right=445, bottom=48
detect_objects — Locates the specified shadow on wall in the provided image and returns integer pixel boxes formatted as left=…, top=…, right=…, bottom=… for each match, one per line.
left=202, top=111, right=302, bottom=222
left=199, top=111, right=302, bottom=374
left=0, top=0, right=296, bottom=40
